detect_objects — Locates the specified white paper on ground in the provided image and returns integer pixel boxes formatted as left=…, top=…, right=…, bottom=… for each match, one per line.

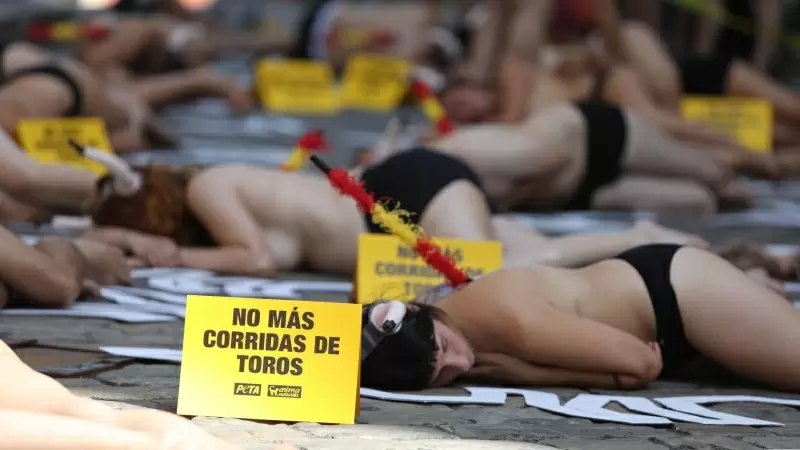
left=99, top=287, right=186, bottom=318
left=654, top=396, right=799, bottom=426
left=0, top=302, right=176, bottom=323
left=100, top=346, right=183, bottom=363
left=111, top=286, right=187, bottom=305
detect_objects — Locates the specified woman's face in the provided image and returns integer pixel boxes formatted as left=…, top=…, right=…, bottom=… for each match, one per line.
left=429, top=320, right=474, bottom=387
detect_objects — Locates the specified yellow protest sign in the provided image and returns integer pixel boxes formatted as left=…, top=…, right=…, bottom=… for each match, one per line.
left=355, top=233, right=503, bottom=304
left=340, top=54, right=411, bottom=111
left=680, top=96, right=773, bottom=153
left=17, top=118, right=113, bottom=176
left=178, top=296, right=362, bottom=424
left=255, top=59, right=339, bottom=115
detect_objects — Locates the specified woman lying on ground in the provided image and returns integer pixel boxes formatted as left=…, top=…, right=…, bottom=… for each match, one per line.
left=440, top=0, right=783, bottom=175
left=361, top=243, right=800, bottom=393
left=83, top=142, right=711, bottom=277
left=0, top=340, right=298, bottom=449
left=583, top=3, right=800, bottom=148
left=78, top=15, right=271, bottom=111
left=0, top=228, right=131, bottom=309
left=427, top=100, right=754, bottom=214
left=0, top=40, right=180, bottom=152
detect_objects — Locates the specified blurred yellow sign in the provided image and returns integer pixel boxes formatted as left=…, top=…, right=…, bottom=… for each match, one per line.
left=340, top=54, right=411, bottom=111
left=17, top=118, right=113, bottom=175
left=255, top=59, right=340, bottom=115
left=680, top=97, right=773, bottom=153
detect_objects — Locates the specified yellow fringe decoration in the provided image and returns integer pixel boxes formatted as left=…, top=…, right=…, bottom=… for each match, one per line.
left=420, top=97, right=445, bottom=122
left=282, top=146, right=308, bottom=171
left=370, top=202, right=424, bottom=248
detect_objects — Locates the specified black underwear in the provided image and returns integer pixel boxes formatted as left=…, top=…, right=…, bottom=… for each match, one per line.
left=569, top=101, right=627, bottom=210
left=2, top=65, right=84, bottom=117
left=614, top=244, right=696, bottom=377
left=677, top=55, right=735, bottom=96
left=359, top=147, right=496, bottom=234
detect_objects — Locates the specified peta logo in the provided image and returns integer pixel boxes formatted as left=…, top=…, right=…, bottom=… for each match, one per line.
left=268, top=385, right=302, bottom=399
left=233, top=383, right=261, bottom=396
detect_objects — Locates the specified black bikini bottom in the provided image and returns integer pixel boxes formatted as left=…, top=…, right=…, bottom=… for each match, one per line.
left=359, top=147, right=496, bottom=233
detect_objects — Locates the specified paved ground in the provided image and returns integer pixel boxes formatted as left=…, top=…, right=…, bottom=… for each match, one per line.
left=5, top=313, right=800, bottom=450
left=4, top=2, right=800, bottom=449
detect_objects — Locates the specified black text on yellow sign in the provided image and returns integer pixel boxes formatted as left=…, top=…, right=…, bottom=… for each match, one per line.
left=17, top=118, right=114, bottom=176
left=255, top=59, right=340, bottom=115
left=178, top=296, right=361, bottom=424
left=355, top=233, right=503, bottom=304
left=340, top=54, right=411, bottom=111
left=680, top=96, right=773, bottom=153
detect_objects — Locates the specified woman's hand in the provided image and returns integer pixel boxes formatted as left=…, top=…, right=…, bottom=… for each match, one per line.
left=644, top=341, right=664, bottom=381
left=73, top=238, right=133, bottom=288
left=127, top=234, right=183, bottom=268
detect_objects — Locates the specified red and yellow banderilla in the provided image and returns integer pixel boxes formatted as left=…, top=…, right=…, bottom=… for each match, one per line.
left=409, top=77, right=455, bottom=136
left=281, top=130, right=329, bottom=171
left=309, top=155, right=471, bottom=287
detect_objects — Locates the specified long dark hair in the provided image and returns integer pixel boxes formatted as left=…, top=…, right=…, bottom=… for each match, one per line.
left=360, top=303, right=445, bottom=391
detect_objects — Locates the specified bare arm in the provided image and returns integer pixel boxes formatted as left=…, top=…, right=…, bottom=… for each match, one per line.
left=181, top=183, right=276, bottom=277
left=464, top=352, right=651, bottom=389
left=693, top=0, right=723, bottom=55
left=752, top=0, right=781, bottom=70
left=0, top=129, right=97, bottom=215
left=0, top=231, right=84, bottom=307
left=482, top=270, right=662, bottom=380
left=491, top=0, right=553, bottom=122
left=460, top=0, right=518, bottom=86
left=590, top=0, right=624, bottom=61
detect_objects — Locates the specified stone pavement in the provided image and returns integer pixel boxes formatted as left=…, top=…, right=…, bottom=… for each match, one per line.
left=4, top=314, right=800, bottom=450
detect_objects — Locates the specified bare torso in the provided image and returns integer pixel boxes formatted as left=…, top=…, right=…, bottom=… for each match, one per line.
left=192, top=165, right=366, bottom=273
left=430, top=103, right=588, bottom=210
left=437, top=265, right=658, bottom=355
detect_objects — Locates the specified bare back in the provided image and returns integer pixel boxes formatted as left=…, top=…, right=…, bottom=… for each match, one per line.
left=438, top=266, right=657, bottom=355
left=192, top=165, right=365, bottom=273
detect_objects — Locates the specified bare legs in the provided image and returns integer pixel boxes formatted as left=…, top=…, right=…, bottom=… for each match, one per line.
left=132, top=69, right=253, bottom=112
left=0, top=341, right=250, bottom=449
left=674, top=247, right=800, bottom=392
left=727, top=60, right=800, bottom=136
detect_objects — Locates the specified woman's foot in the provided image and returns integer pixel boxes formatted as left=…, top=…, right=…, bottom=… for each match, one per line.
left=73, top=238, right=133, bottom=289
left=193, top=69, right=255, bottom=114
left=715, top=178, right=755, bottom=210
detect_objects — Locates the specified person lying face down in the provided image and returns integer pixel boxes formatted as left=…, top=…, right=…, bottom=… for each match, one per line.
left=0, top=40, right=178, bottom=153
left=361, top=244, right=800, bottom=393
left=440, top=0, right=791, bottom=170
left=0, top=340, right=298, bottom=449
left=426, top=100, right=756, bottom=215
left=85, top=134, right=725, bottom=279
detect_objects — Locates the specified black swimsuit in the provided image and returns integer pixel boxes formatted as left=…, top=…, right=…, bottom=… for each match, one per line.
left=614, top=244, right=696, bottom=377
left=359, top=147, right=497, bottom=233
left=568, top=101, right=628, bottom=210
left=0, top=42, right=84, bottom=117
